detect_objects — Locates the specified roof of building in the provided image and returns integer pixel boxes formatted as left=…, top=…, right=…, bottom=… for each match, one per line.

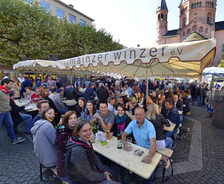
left=55, top=0, right=94, bottom=22
left=183, top=32, right=207, bottom=42
left=215, top=21, right=224, bottom=30
left=163, top=29, right=178, bottom=37
left=157, top=0, right=168, bottom=10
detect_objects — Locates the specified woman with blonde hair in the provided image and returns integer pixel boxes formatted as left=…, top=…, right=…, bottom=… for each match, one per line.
left=11, top=76, right=21, bottom=99
left=146, top=103, right=173, bottom=150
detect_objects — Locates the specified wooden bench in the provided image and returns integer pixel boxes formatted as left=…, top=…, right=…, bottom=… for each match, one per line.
left=157, top=148, right=174, bottom=183
left=39, top=164, right=69, bottom=184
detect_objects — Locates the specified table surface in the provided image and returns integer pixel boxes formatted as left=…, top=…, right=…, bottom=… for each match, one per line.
left=163, top=123, right=176, bottom=132
left=63, top=99, right=77, bottom=106
left=14, top=100, right=38, bottom=111
left=92, top=137, right=162, bottom=179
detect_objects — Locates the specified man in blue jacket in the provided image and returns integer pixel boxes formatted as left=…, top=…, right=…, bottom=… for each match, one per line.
left=83, top=82, right=95, bottom=101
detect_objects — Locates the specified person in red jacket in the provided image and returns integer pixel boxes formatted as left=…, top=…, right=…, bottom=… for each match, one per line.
left=56, top=111, right=78, bottom=182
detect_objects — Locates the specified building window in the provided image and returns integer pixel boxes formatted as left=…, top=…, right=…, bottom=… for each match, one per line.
left=187, top=28, right=190, bottom=34
left=207, top=12, right=211, bottom=24
left=24, top=0, right=32, bottom=3
left=40, top=0, right=50, bottom=12
left=69, top=14, right=76, bottom=24
left=222, top=44, right=224, bottom=52
left=182, top=18, right=186, bottom=28
left=192, top=25, right=197, bottom=31
left=199, top=26, right=204, bottom=32
left=56, top=8, right=64, bottom=19
left=80, top=20, right=86, bottom=26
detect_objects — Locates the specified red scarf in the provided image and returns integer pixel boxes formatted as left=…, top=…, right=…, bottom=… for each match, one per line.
left=0, top=85, right=10, bottom=94
left=10, top=97, right=16, bottom=105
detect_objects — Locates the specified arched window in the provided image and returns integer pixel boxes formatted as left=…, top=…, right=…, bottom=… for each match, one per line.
left=161, top=13, right=164, bottom=20
left=187, top=28, right=191, bottom=34
left=212, top=2, right=214, bottom=7
left=191, top=4, right=193, bottom=9
left=196, top=2, right=199, bottom=8
left=199, top=26, right=204, bottom=32
left=182, top=18, right=186, bottom=28
left=158, top=14, right=160, bottom=20
left=207, top=12, right=211, bottom=24
left=192, top=25, right=197, bottom=31
left=199, top=2, right=202, bottom=7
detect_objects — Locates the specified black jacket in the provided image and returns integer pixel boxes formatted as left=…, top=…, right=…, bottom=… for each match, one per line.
left=96, top=87, right=109, bottom=103
left=148, top=115, right=170, bottom=140
left=65, top=137, right=107, bottom=184
left=9, top=99, right=24, bottom=125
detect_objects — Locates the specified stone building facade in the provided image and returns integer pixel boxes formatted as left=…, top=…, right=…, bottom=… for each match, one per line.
left=156, top=0, right=224, bottom=66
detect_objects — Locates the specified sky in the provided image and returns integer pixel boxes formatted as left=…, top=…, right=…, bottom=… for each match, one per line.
left=62, top=0, right=223, bottom=47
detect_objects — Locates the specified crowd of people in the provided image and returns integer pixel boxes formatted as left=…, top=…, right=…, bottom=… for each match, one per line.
left=1, top=72, right=220, bottom=184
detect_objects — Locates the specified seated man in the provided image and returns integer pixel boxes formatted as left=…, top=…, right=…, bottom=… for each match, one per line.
left=9, top=91, right=33, bottom=134
left=32, top=100, right=50, bottom=124
left=164, top=98, right=180, bottom=137
left=94, top=102, right=115, bottom=132
left=107, top=96, right=116, bottom=113
left=173, top=94, right=183, bottom=123
left=49, top=88, right=67, bottom=115
left=25, top=86, right=34, bottom=102
left=122, top=107, right=156, bottom=184
left=31, top=87, right=41, bottom=103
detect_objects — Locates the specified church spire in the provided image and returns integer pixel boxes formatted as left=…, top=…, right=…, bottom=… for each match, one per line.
left=179, top=0, right=183, bottom=6
left=157, top=0, right=168, bottom=10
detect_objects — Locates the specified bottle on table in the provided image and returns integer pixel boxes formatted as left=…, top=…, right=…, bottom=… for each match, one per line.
left=92, top=120, right=98, bottom=135
left=117, top=130, right=122, bottom=149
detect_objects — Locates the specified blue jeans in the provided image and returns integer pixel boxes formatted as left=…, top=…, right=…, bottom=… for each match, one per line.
left=165, top=137, right=173, bottom=149
left=197, top=96, right=203, bottom=106
left=0, top=112, right=16, bottom=141
left=166, top=127, right=179, bottom=137
left=20, top=113, right=33, bottom=133
left=59, top=108, right=67, bottom=115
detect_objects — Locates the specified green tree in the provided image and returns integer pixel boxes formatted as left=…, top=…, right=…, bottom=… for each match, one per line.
left=218, top=59, right=224, bottom=68
left=0, top=0, right=123, bottom=65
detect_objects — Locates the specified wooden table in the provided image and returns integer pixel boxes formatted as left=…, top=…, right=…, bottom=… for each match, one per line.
left=163, top=123, right=176, bottom=132
left=92, top=137, right=162, bottom=179
left=15, top=100, right=38, bottom=112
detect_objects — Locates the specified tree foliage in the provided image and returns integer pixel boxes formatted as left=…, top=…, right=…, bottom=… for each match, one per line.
left=0, top=0, right=123, bottom=65
left=218, top=59, right=224, bottom=68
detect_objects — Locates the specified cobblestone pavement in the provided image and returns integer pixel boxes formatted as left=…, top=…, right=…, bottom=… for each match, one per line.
left=0, top=105, right=224, bottom=184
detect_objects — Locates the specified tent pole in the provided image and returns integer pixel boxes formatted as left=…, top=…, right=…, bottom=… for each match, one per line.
left=71, top=69, right=73, bottom=84
left=146, top=64, right=149, bottom=101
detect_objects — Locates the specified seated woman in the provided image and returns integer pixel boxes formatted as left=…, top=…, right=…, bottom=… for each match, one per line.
left=31, top=107, right=57, bottom=168
left=113, top=103, right=132, bottom=137
left=146, top=103, right=173, bottom=150
left=80, top=100, right=96, bottom=123
left=126, top=96, right=138, bottom=120
left=75, top=97, right=86, bottom=117
left=56, top=111, right=78, bottom=182
left=65, top=119, right=120, bottom=184
left=144, top=95, right=153, bottom=114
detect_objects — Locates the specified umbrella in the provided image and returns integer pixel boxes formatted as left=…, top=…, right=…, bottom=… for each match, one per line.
left=58, top=39, right=216, bottom=98
left=13, top=59, right=101, bottom=84
left=13, top=59, right=66, bottom=73
left=202, top=66, right=224, bottom=76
